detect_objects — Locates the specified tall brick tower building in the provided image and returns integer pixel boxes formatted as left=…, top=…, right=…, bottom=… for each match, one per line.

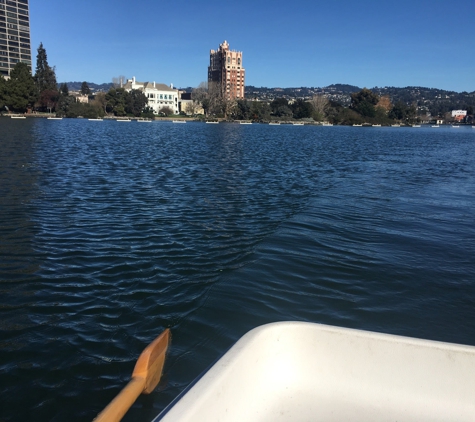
left=0, top=0, right=32, bottom=77
left=208, top=40, right=245, bottom=100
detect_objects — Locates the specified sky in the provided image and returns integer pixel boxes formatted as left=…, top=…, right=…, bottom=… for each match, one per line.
left=30, top=0, right=474, bottom=92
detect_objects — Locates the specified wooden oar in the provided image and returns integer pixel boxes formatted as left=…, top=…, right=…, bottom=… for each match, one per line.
left=94, top=329, right=171, bottom=422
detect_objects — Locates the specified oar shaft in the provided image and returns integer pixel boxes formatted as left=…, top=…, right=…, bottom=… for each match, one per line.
left=94, top=329, right=170, bottom=421
left=94, top=376, right=145, bottom=422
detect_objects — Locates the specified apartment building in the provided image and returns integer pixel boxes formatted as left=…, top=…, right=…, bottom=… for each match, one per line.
left=208, top=40, right=245, bottom=100
left=0, top=0, right=31, bottom=78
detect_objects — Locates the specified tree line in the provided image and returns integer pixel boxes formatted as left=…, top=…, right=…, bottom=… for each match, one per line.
left=0, top=44, right=151, bottom=119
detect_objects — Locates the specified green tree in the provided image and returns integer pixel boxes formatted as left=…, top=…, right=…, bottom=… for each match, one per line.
left=326, top=100, right=363, bottom=125
left=105, top=88, right=147, bottom=116
left=35, top=43, right=58, bottom=94
left=290, top=99, right=313, bottom=119
left=105, top=87, right=126, bottom=115
left=250, top=101, right=271, bottom=121
left=235, top=99, right=251, bottom=120
left=80, top=81, right=91, bottom=96
left=270, top=97, right=289, bottom=115
left=125, top=89, right=148, bottom=116
left=388, top=100, right=407, bottom=120
left=141, top=106, right=155, bottom=119
left=350, top=88, right=379, bottom=118
left=55, top=95, right=76, bottom=116
left=0, top=75, right=7, bottom=112
left=275, top=105, right=292, bottom=119
left=389, top=101, right=416, bottom=123
left=60, top=83, right=69, bottom=96
left=6, top=62, right=37, bottom=112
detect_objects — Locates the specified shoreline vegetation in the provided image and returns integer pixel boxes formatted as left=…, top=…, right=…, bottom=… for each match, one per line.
left=1, top=45, right=474, bottom=126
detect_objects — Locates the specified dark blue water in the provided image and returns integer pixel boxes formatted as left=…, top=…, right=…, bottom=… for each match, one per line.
left=1, top=119, right=474, bottom=421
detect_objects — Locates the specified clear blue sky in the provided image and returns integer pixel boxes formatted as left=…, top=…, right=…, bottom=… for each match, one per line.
left=30, top=0, right=474, bottom=92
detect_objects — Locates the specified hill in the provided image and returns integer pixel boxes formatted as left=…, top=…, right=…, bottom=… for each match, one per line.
left=244, top=85, right=475, bottom=116
left=59, top=81, right=113, bottom=92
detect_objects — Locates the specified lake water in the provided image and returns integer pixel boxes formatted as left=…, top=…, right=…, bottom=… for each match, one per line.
left=1, top=119, right=474, bottom=421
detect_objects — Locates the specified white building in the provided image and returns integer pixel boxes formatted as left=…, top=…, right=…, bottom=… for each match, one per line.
left=123, top=77, right=179, bottom=115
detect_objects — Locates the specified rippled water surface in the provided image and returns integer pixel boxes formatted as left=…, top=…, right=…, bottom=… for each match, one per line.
left=1, top=119, right=474, bottom=421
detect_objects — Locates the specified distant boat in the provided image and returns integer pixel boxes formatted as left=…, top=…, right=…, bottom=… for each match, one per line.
left=47, top=117, right=63, bottom=120
left=136, top=119, right=152, bottom=122
left=452, top=125, right=460, bottom=128
left=431, top=125, right=440, bottom=128
left=88, top=118, right=103, bottom=121
left=322, top=122, right=333, bottom=126
left=293, top=122, right=304, bottom=126
left=372, top=124, right=381, bottom=127
left=206, top=121, right=219, bottom=124
left=117, top=119, right=131, bottom=122
left=352, top=124, right=362, bottom=127
left=11, top=116, right=26, bottom=119
left=412, top=124, right=421, bottom=128
left=391, top=124, right=401, bottom=127
left=269, top=122, right=280, bottom=125
left=240, top=121, right=252, bottom=125
left=172, top=120, right=186, bottom=123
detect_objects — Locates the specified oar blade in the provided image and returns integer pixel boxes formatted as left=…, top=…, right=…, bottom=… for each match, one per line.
left=133, top=328, right=171, bottom=394
left=93, top=329, right=171, bottom=422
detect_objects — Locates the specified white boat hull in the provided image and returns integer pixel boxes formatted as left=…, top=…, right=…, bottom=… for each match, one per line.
left=156, top=322, right=475, bottom=421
